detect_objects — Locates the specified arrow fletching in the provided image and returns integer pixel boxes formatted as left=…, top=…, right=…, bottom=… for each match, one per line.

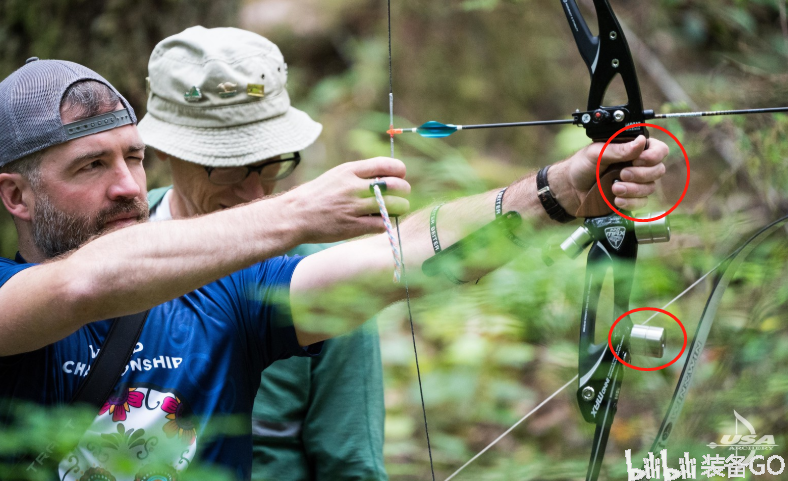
left=388, top=121, right=460, bottom=138
left=415, top=121, right=460, bottom=138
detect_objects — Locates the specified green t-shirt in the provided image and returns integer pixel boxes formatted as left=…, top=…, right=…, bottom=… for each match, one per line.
left=148, top=187, right=387, bottom=481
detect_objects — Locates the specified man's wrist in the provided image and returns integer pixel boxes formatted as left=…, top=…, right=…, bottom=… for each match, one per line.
left=536, top=164, right=577, bottom=223
left=266, top=190, right=310, bottom=248
left=547, top=162, right=578, bottom=207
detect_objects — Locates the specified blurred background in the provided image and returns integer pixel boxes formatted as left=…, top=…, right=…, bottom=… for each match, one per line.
left=1, top=0, right=787, bottom=479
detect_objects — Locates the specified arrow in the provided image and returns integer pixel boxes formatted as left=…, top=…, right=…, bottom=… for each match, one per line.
left=387, top=119, right=575, bottom=138
left=387, top=107, right=788, bottom=139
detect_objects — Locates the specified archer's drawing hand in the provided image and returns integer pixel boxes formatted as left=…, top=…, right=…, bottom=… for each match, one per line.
left=556, top=135, right=669, bottom=213
left=286, top=157, right=411, bottom=244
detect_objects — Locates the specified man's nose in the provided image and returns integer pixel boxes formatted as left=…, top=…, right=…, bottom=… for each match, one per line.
left=107, top=159, right=142, bottom=200
left=234, top=173, right=268, bottom=201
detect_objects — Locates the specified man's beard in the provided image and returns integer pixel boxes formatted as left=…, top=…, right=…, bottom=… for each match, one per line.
left=31, top=194, right=149, bottom=259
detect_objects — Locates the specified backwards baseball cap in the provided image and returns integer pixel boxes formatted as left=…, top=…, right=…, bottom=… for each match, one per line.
left=138, top=26, right=322, bottom=167
left=0, top=58, right=137, bottom=169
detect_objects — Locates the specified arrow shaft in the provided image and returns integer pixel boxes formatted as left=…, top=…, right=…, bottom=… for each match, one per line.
left=652, top=106, right=788, bottom=119
left=460, top=119, right=576, bottom=129
left=391, top=106, right=788, bottom=138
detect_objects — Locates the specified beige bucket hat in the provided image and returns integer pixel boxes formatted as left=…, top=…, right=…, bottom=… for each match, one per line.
left=138, top=26, right=322, bottom=167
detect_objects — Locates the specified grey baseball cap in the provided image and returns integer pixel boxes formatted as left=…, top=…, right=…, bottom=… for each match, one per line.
left=138, top=26, right=322, bottom=167
left=0, top=59, right=137, bottom=168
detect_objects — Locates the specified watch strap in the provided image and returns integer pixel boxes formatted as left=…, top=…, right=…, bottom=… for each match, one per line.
left=537, top=166, right=576, bottom=223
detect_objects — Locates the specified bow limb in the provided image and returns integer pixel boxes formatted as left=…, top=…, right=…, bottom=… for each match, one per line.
left=651, top=214, right=788, bottom=453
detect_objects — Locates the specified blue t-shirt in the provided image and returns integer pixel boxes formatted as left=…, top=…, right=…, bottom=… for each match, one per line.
left=0, top=254, right=320, bottom=480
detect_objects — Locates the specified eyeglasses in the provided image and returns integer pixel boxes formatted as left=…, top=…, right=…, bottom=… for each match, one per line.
left=204, top=152, right=301, bottom=185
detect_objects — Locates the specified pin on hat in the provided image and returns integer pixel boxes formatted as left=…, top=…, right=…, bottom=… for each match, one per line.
left=217, top=82, right=238, bottom=98
left=246, top=84, right=265, bottom=98
left=138, top=26, right=322, bottom=168
left=184, top=86, right=203, bottom=102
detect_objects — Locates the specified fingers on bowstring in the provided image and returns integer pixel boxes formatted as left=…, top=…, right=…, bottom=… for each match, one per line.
left=380, top=195, right=410, bottom=217
left=359, top=195, right=411, bottom=217
left=352, top=157, right=407, bottom=180
left=353, top=214, right=391, bottom=234
left=360, top=176, right=411, bottom=198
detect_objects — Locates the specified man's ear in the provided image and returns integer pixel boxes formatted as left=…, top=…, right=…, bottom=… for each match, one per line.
left=0, top=173, right=34, bottom=222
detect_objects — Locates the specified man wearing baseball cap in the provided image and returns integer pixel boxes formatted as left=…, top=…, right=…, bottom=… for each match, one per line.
left=0, top=53, right=668, bottom=480
left=0, top=58, right=411, bottom=479
left=138, top=27, right=387, bottom=480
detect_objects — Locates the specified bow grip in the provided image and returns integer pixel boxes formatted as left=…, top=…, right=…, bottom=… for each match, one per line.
left=575, top=131, right=649, bottom=218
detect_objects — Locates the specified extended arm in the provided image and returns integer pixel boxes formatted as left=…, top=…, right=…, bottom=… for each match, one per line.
left=291, top=137, right=668, bottom=344
left=0, top=158, right=409, bottom=356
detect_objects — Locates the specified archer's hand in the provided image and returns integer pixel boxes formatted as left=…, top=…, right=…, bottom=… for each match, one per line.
left=554, top=135, right=668, bottom=213
left=285, top=157, right=411, bottom=244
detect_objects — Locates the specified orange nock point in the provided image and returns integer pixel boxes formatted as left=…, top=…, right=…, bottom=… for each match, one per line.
left=387, top=126, right=403, bottom=137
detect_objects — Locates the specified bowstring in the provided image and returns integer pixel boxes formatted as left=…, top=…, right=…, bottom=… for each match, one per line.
left=641, top=259, right=724, bottom=325
left=444, top=376, right=578, bottom=480
left=388, top=1, right=437, bottom=479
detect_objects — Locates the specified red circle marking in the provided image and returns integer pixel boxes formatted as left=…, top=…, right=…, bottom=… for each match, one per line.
left=596, top=123, right=690, bottom=223
left=607, top=307, right=687, bottom=371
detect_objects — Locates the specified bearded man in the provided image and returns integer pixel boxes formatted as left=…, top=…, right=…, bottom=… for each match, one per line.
left=0, top=59, right=408, bottom=480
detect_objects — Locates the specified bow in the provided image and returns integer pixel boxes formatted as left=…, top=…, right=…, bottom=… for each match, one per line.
left=559, top=3, right=666, bottom=480
left=384, top=1, right=787, bottom=480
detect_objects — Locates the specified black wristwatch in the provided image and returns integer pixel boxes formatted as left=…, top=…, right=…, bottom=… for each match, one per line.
left=536, top=166, right=576, bottom=223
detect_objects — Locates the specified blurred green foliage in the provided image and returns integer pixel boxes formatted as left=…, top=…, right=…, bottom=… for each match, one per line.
left=1, top=0, right=788, bottom=479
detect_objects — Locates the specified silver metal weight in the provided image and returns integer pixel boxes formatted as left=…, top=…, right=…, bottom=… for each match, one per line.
left=561, top=226, right=593, bottom=259
left=634, top=212, right=671, bottom=245
left=630, top=324, right=665, bottom=358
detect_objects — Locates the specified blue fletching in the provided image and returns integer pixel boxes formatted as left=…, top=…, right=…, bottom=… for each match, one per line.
left=416, top=121, right=458, bottom=138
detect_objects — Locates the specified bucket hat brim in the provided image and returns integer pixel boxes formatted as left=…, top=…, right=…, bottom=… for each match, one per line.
left=138, top=106, right=322, bottom=167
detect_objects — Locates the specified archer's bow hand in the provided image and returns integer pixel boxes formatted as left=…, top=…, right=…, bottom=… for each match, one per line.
left=553, top=136, right=668, bottom=216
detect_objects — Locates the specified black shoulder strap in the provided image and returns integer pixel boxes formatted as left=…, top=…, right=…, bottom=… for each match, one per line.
left=14, top=311, right=150, bottom=477
left=70, top=310, right=149, bottom=407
